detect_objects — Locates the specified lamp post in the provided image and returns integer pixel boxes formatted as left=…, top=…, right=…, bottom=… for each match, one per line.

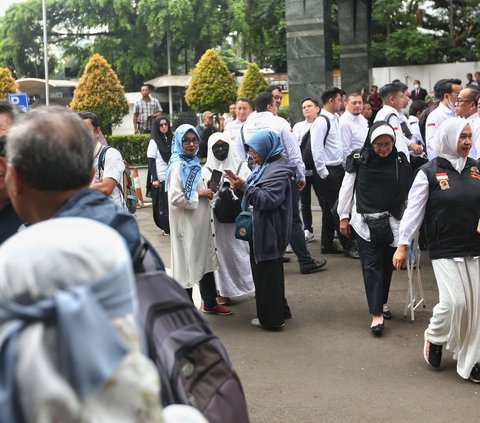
left=42, top=0, right=49, bottom=105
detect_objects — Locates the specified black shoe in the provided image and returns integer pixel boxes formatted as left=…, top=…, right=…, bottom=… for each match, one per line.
left=382, top=310, right=392, bottom=320
left=300, top=259, right=327, bottom=274
left=321, top=243, right=344, bottom=254
left=344, top=245, right=360, bottom=259
left=282, top=256, right=291, bottom=263
left=370, top=323, right=384, bottom=336
left=423, top=338, right=442, bottom=369
left=469, top=363, right=480, bottom=383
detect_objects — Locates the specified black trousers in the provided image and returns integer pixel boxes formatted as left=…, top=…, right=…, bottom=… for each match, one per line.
left=249, top=247, right=291, bottom=327
left=356, top=234, right=395, bottom=315
left=186, top=271, right=217, bottom=308
left=317, top=165, right=349, bottom=249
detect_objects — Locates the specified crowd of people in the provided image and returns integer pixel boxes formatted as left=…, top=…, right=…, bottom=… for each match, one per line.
left=1, top=72, right=480, bottom=421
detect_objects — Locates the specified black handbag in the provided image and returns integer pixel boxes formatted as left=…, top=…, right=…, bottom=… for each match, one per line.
left=214, top=184, right=242, bottom=223
left=152, top=181, right=170, bottom=233
left=363, top=213, right=394, bottom=246
left=234, top=211, right=253, bottom=242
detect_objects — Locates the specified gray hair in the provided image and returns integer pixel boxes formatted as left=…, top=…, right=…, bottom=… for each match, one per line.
left=6, top=106, right=94, bottom=191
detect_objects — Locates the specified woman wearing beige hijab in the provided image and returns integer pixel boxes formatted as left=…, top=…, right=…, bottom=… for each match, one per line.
left=394, top=117, right=480, bottom=383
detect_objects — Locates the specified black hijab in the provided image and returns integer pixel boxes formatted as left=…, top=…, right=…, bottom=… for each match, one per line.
left=345, top=121, right=413, bottom=219
left=150, top=116, right=173, bottom=163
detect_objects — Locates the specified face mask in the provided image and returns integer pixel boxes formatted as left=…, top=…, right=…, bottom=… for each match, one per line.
left=212, top=143, right=229, bottom=161
left=414, top=84, right=419, bottom=89
left=447, top=97, right=456, bottom=112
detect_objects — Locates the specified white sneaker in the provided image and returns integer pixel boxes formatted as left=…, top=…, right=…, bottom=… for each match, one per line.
left=286, top=243, right=293, bottom=253
left=304, top=230, right=314, bottom=243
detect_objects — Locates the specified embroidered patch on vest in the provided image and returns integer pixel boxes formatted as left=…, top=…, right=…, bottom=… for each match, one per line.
left=471, top=167, right=480, bottom=180
left=435, top=172, right=450, bottom=190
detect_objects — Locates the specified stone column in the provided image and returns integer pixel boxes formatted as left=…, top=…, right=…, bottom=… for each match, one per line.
left=338, top=0, right=371, bottom=94
left=285, top=0, right=333, bottom=124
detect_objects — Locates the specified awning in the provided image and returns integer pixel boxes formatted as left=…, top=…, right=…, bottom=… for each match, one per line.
left=144, top=74, right=191, bottom=88
left=16, top=78, right=77, bottom=95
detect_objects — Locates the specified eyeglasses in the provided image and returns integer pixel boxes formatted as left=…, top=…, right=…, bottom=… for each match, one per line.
left=459, top=133, right=473, bottom=140
left=182, top=137, right=199, bottom=145
left=159, top=123, right=168, bottom=127
left=455, top=98, right=470, bottom=104
left=246, top=150, right=258, bottom=157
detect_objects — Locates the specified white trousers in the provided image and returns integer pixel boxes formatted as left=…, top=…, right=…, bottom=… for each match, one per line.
left=426, top=257, right=480, bottom=379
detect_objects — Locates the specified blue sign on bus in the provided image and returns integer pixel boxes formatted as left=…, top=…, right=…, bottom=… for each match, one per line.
left=8, top=93, right=30, bottom=112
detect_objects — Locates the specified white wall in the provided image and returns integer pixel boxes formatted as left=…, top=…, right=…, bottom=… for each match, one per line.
left=372, top=61, right=480, bottom=92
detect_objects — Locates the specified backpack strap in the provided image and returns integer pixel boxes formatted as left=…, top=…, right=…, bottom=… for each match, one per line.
left=97, top=146, right=111, bottom=179
left=318, top=114, right=331, bottom=145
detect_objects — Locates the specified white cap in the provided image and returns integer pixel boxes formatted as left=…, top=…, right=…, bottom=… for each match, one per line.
left=370, top=124, right=395, bottom=144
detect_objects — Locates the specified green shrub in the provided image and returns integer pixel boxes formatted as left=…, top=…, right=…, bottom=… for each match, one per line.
left=278, top=105, right=290, bottom=123
left=0, top=67, right=17, bottom=99
left=238, top=62, right=267, bottom=103
left=105, top=134, right=150, bottom=166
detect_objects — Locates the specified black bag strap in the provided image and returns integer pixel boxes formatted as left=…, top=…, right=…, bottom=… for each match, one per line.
left=97, top=146, right=111, bottom=177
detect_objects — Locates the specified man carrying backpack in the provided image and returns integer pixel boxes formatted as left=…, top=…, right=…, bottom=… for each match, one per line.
left=80, top=111, right=126, bottom=210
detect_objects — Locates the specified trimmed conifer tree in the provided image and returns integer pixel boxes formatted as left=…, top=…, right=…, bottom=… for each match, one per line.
left=0, top=67, right=18, bottom=99
left=70, top=53, right=128, bottom=134
left=185, top=49, right=237, bottom=114
left=238, top=62, right=267, bottom=103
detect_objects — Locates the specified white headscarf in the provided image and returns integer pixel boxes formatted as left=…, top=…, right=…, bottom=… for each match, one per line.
left=204, top=132, right=251, bottom=179
left=434, top=117, right=470, bottom=173
left=0, top=218, right=162, bottom=423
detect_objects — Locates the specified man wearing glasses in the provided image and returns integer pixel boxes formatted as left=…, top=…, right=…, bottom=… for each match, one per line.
left=454, top=87, right=480, bottom=159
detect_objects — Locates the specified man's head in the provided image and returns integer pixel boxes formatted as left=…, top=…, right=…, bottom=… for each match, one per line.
left=392, top=81, right=410, bottom=108
left=345, top=93, right=363, bottom=116
left=409, top=100, right=427, bottom=119
left=371, top=85, right=378, bottom=94
left=202, top=111, right=214, bottom=127
left=265, top=85, right=283, bottom=109
left=301, top=98, right=320, bottom=122
left=362, top=103, right=373, bottom=120
left=255, top=91, right=276, bottom=114
left=321, top=87, right=343, bottom=114
left=455, top=87, right=480, bottom=118
left=433, top=78, right=462, bottom=109
left=78, top=111, right=101, bottom=145
left=475, top=72, right=480, bottom=81
left=466, top=73, right=473, bottom=83
left=228, top=103, right=237, bottom=119
left=140, top=85, right=151, bottom=98
left=5, top=106, right=95, bottom=223
left=235, top=97, right=253, bottom=122
left=379, top=84, right=405, bottom=112
left=413, top=80, right=421, bottom=87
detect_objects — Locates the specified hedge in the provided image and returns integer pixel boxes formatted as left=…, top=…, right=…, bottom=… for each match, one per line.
left=105, top=134, right=150, bottom=166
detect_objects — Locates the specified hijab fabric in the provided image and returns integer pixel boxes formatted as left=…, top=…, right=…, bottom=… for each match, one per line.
left=165, top=124, right=202, bottom=204
left=245, top=130, right=284, bottom=186
left=150, top=116, right=173, bottom=163
left=434, top=117, right=469, bottom=173
left=0, top=218, right=137, bottom=423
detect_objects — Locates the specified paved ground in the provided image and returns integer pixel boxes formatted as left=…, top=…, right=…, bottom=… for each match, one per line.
left=136, top=206, right=478, bottom=422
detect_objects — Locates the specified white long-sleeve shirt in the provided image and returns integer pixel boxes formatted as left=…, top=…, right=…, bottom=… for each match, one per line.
left=239, top=111, right=305, bottom=180
left=425, top=102, right=455, bottom=160
left=338, top=110, right=369, bottom=166
left=310, top=109, right=342, bottom=179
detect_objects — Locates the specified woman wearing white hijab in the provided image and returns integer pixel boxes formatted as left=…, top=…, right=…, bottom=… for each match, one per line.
left=202, top=132, right=254, bottom=304
left=394, top=117, right=480, bottom=383
left=0, top=218, right=163, bottom=423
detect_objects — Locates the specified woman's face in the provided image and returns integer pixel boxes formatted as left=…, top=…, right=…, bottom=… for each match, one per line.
left=159, top=119, right=169, bottom=134
left=181, top=130, right=199, bottom=157
left=248, top=148, right=264, bottom=165
left=212, top=140, right=229, bottom=161
left=457, top=124, right=472, bottom=158
left=372, top=134, right=394, bottom=158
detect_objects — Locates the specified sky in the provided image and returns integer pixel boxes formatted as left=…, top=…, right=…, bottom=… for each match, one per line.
left=0, top=0, right=25, bottom=17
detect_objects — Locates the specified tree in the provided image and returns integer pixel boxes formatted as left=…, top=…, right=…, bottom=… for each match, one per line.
left=238, top=62, right=267, bottom=102
left=185, top=48, right=237, bottom=113
left=0, top=67, right=17, bottom=99
left=70, top=54, right=128, bottom=134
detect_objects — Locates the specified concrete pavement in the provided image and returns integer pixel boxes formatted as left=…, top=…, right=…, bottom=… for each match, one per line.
left=135, top=206, right=478, bottom=423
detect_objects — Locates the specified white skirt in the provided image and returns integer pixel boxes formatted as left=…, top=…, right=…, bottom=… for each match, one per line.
left=427, top=257, right=480, bottom=379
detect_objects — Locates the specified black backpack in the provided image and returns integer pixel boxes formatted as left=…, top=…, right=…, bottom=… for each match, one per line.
left=133, top=239, right=250, bottom=423
left=300, top=114, right=330, bottom=171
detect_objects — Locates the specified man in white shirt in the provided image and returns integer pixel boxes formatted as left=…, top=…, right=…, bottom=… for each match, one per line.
left=80, top=112, right=125, bottom=209
left=292, top=98, right=322, bottom=242
left=241, top=91, right=327, bottom=274
left=338, top=92, right=369, bottom=165
left=310, top=87, right=359, bottom=258
left=224, top=97, right=253, bottom=160
left=455, top=86, right=480, bottom=159
left=374, top=84, right=423, bottom=161
left=425, top=78, right=462, bottom=159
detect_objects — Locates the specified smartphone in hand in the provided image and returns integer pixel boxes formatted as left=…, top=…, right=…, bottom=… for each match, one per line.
left=208, top=169, right=223, bottom=192
left=224, top=169, right=236, bottom=179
